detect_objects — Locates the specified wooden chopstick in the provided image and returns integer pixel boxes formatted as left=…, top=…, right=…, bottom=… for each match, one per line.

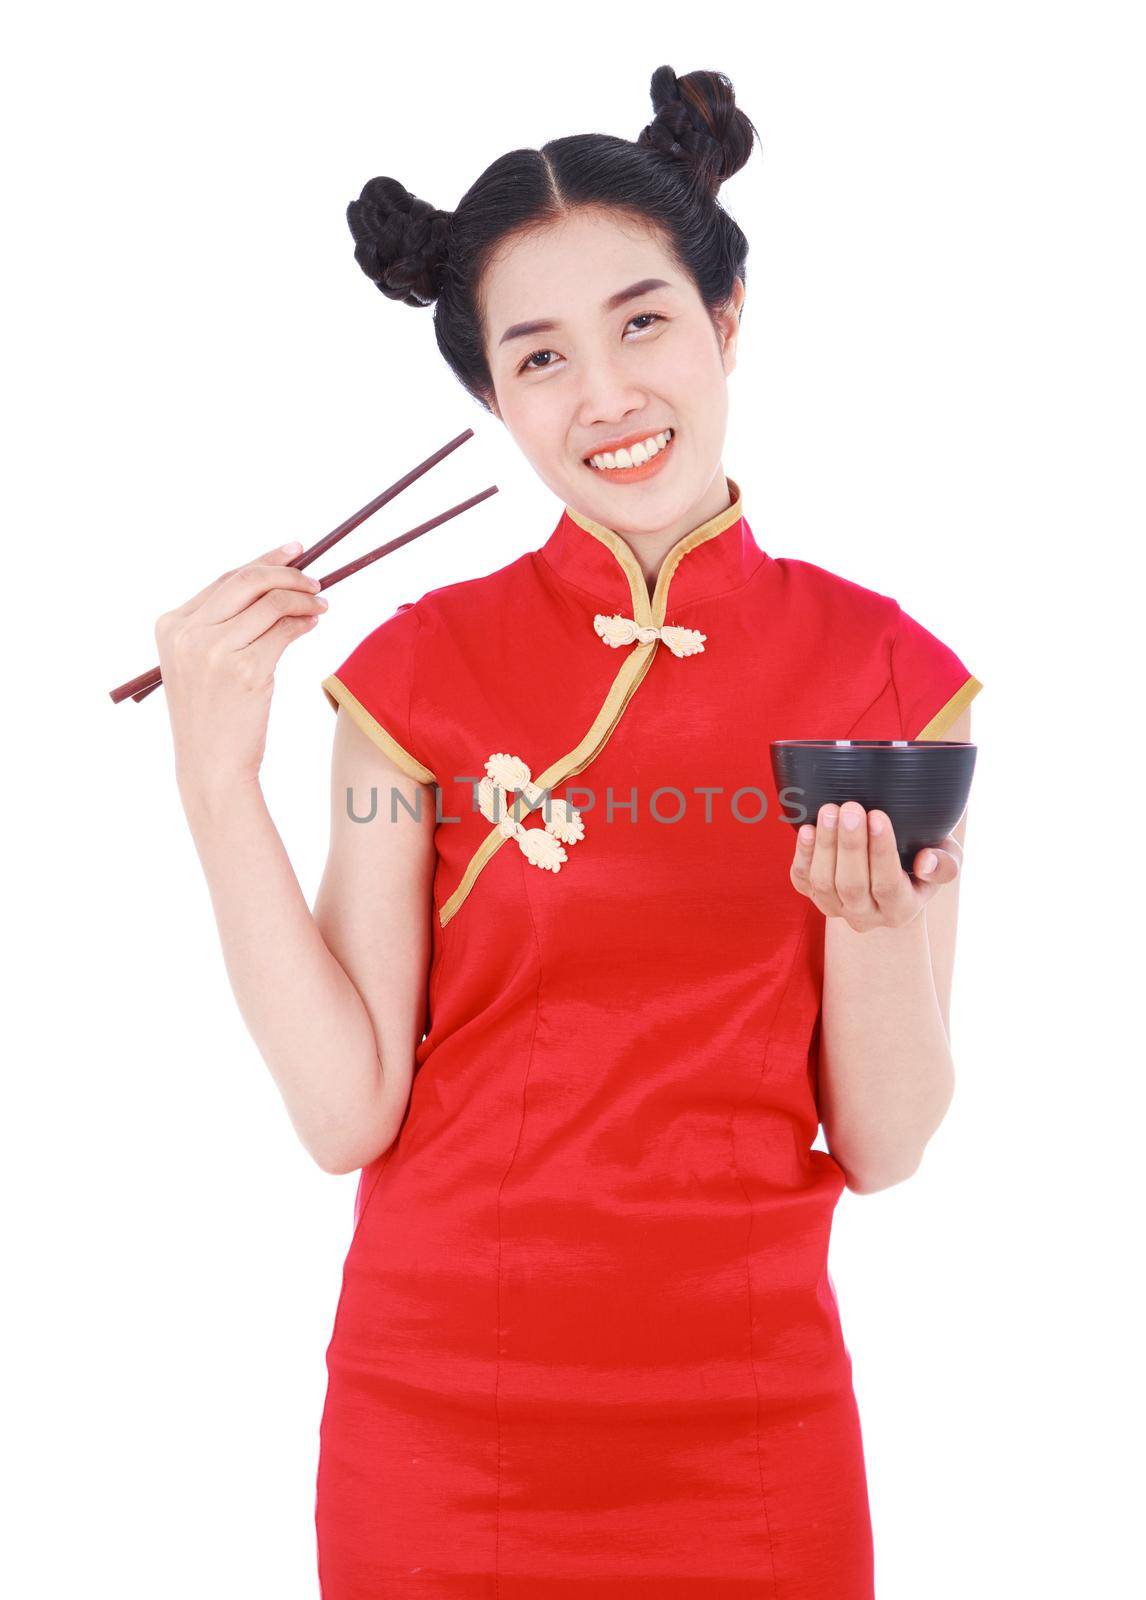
left=109, top=428, right=489, bottom=704
left=125, top=484, right=498, bottom=704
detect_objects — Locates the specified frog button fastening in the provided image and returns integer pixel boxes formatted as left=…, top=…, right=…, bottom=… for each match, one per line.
left=477, top=753, right=586, bottom=873
left=593, top=613, right=707, bottom=658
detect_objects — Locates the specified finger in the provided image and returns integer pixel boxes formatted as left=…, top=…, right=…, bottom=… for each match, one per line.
left=927, top=831, right=963, bottom=872
left=808, top=803, right=844, bottom=914
left=239, top=611, right=323, bottom=679
left=912, top=845, right=960, bottom=888
left=196, top=560, right=322, bottom=627
left=867, top=810, right=910, bottom=909
left=175, top=540, right=307, bottom=616
left=216, top=583, right=328, bottom=651
left=834, top=801, right=877, bottom=919
left=789, top=823, right=817, bottom=897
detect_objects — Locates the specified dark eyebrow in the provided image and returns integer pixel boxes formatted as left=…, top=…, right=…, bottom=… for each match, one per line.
left=497, top=278, right=674, bottom=347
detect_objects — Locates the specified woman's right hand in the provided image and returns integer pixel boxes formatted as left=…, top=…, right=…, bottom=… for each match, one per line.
left=154, top=539, right=328, bottom=800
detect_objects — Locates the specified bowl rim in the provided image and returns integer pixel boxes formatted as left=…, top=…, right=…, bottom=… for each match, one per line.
left=770, top=738, right=974, bottom=750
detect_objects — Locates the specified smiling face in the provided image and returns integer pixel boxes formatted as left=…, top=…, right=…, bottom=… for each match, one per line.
left=480, top=207, right=744, bottom=540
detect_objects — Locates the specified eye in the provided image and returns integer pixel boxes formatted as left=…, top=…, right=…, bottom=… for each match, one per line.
left=515, top=311, right=667, bottom=376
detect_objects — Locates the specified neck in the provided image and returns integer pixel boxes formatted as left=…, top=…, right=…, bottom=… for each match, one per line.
left=550, top=474, right=756, bottom=629
left=614, top=470, right=734, bottom=596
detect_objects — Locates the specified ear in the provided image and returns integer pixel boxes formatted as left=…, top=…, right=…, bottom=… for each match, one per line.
left=716, top=276, right=746, bottom=376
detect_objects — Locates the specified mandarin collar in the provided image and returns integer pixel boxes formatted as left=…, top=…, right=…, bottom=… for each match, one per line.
left=538, top=475, right=768, bottom=624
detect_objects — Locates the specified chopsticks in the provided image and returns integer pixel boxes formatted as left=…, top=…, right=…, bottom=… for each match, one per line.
left=108, top=428, right=497, bottom=704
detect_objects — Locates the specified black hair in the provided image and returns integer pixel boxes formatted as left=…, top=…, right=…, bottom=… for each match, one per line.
left=345, top=65, right=761, bottom=413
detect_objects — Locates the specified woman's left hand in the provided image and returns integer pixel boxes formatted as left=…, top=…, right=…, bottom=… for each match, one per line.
left=789, top=801, right=961, bottom=930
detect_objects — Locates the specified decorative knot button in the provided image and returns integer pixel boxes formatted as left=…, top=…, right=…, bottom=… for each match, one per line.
left=477, top=752, right=586, bottom=873
left=593, top=612, right=706, bottom=658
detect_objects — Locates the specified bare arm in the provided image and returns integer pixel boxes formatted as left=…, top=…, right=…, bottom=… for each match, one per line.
left=816, top=703, right=972, bottom=1192
left=156, top=538, right=434, bottom=1174
left=310, top=711, right=436, bottom=1170
left=181, top=717, right=434, bottom=1174
left=918, top=785, right=968, bottom=1044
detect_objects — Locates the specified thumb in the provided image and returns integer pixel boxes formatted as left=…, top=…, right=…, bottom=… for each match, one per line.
left=912, top=847, right=959, bottom=885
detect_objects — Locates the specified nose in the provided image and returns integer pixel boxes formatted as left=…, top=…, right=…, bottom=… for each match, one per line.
left=575, top=346, right=649, bottom=436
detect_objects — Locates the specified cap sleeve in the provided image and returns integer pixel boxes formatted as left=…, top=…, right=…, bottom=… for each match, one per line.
left=320, top=602, right=436, bottom=784
left=891, top=603, right=983, bottom=740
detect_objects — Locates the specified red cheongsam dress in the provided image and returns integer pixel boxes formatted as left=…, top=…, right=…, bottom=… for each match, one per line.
left=314, top=475, right=983, bottom=1598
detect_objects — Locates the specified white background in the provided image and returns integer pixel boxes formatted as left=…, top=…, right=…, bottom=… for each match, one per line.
left=5, top=3, right=1142, bottom=1594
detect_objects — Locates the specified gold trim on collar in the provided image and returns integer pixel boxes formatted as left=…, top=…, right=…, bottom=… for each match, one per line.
left=438, top=478, right=745, bottom=929
left=564, top=476, right=744, bottom=624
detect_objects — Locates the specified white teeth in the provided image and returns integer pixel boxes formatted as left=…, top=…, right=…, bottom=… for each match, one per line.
left=588, top=428, right=673, bottom=471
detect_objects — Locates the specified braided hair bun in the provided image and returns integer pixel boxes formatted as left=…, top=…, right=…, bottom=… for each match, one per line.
left=346, top=175, right=453, bottom=307
left=637, top=65, right=760, bottom=197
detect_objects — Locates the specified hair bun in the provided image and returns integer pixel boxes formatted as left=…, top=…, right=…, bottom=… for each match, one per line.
left=637, top=65, right=760, bottom=196
left=346, top=175, right=452, bottom=307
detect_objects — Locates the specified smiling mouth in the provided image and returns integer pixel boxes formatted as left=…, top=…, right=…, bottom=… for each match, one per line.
left=583, top=427, right=675, bottom=472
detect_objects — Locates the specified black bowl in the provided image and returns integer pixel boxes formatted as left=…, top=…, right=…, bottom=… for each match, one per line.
left=769, top=740, right=977, bottom=873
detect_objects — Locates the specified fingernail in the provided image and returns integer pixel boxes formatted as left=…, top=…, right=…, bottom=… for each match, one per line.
left=282, top=540, right=303, bottom=554
left=920, top=851, right=937, bottom=873
left=841, top=807, right=860, bottom=831
left=868, top=813, right=884, bottom=836
left=799, top=825, right=815, bottom=846
left=315, top=596, right=329, bottom=609
left=822, top=807, right=838, bottom=829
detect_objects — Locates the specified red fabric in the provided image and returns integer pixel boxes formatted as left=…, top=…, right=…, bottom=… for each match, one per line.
left=890, top=602, right=977, bottom=739
left=322, top=600, right=426, bottom=767
left=314, top=483, right=979, bottom=1595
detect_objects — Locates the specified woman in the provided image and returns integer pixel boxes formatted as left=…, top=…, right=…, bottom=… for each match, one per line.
left=157, top=65, right=981, bottom=1598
